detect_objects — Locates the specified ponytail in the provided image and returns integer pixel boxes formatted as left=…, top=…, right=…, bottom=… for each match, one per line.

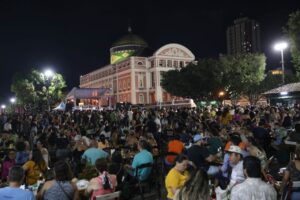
left=101, top=171, right=113, bottom=190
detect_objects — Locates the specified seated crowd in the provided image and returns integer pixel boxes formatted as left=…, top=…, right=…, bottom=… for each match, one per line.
left=0, top=105, right=299, bottom=200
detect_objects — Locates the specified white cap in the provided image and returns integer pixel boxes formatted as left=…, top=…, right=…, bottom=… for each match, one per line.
left=227, top=145, right=242, bottom=154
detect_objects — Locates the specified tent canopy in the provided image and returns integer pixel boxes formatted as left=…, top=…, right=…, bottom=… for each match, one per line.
left=53, top=102, right=66, bottom=111
left=264, top=82, right=300, bottom=95
left=66, top=87, right=111, bottom=99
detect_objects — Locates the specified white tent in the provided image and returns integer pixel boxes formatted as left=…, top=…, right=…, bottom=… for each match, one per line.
left=53, top=102, right=66, bottom=111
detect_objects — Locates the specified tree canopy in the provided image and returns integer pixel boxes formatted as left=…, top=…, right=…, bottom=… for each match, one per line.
left=11, top=69, right=66, bottom=111
left=286, top=10, right=300, bottom=78
left=161, top=53, right=266, bottom=103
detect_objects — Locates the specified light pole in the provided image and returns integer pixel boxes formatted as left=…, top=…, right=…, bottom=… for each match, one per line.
left=274, top=42, right=288, bottom=85
left=10, top=97, right=16, bottom=104
left=43, top=69, right=54, bottom=111
left=10, top=97, right=16, bottom=113
left=1, top=104, right=6, bottom=113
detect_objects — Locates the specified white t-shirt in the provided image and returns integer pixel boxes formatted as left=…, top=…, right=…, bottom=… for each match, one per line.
left=230, top=161, right=245, bottom=186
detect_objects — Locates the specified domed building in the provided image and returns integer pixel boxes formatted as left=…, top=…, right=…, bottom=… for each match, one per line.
left=79, top=29, right=195, bottom=106
left=110, top=27, right=148, bottom=64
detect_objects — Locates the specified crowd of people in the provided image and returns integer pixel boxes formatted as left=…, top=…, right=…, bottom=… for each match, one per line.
left=0, top=104, right=299, bottom=199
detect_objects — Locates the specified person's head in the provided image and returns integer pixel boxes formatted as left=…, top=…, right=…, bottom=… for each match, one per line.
left=174, top=154, right=189, bottom=172
left=36, top=140, right=45, bottom=149
left=95, top=158, right=108, bottom=173
left=111, top=151, right=123, bottom=163
left=95, top=158, right=113, bottom=190
left=228, top=145, right=242, bottom=165
left=295, top=145, right=300, bottom=160
left=8, top=166, right=25, bottom=185
left=7, top=149, right=16, bottom=161
left=99, top=134, right=106, bottom=143
left=230, top=134, right=241, bottom=146
left=177, top=169, right=209, bottom=200
left=54, top=160, right=73, bottom=181
left=15, top=141, right=26, bottom=152
left=193, top=134, right=207, bottom=146
left=295, top=124, right=300, bottom=133
left=243, top=156, right=261, bottom=178
left=32, top=149, right=45, bottom=165
left=137, top=139, right=148, bottom=151
left=90, top=139, right=98, bottom=148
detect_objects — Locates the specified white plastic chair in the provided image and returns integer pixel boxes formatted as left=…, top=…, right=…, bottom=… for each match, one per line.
left=95, top=191, right=121, bottom=200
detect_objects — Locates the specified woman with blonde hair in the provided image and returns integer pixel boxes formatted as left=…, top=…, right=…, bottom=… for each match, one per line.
left=173, top=169, right=210, bottom=200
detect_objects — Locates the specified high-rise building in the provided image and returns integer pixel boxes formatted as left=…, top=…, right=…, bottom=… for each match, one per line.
left=226, top=17, right=261, bottom=55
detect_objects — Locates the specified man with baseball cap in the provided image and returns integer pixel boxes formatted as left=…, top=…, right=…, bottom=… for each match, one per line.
left=187, top=134, right=219, bottom=175
left=215, top=145, right=246, bottom=199
left=227, top=145, right=245, bottom=187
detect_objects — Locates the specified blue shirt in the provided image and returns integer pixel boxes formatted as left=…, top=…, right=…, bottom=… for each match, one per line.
left=82, top=147, right=108, bottom=165
left=0, top=187, right=35, bottom=200
left=132, top=150, right=153, bottom=181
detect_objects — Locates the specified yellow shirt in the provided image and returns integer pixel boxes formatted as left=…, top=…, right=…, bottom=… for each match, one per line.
left=23, top=160, right=46, bottom=185
left=165, top=168, right=189, bottom=199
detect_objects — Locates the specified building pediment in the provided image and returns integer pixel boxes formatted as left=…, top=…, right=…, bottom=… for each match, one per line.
left=153, top=43, right=195, bottom=60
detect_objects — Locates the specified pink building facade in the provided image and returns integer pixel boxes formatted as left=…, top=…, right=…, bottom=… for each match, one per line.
left=79, top=43, right=195, bottom=105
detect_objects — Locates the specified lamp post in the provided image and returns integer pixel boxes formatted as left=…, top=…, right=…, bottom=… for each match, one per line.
left=274, top=42, right=288, bottom=85
left=1, top=104, right=6, bottom=113
left=10, top=98, right=16, bottom=103
left=10, top=97, right=16, bottom=113
left=43, top=69, right=54, bottom=111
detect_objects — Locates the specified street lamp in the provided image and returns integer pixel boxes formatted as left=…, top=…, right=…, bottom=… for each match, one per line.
left=43, top=69, right=55, bottom=111
left=44, top=69, right=54, bottom=78
left=274, top=41, right=288, bottom=84
left=218, top=91, right=225, bottom=106
left=10, top=97, right=16, bottom=104
left=1, top=104, right=6, bottom=109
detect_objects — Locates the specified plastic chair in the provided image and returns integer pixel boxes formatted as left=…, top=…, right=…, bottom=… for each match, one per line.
left=135, top=163, right=153, bottom=200
left=95, top=191, right=121, bottom=200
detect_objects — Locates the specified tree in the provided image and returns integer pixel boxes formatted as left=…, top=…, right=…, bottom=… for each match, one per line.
left=220, top=53, right=266, bottom=104
left=161, top=54, right=266, bottom=104
left=286, top=10, right=300, bottom=78
left=11, top=69, right=66, bottom=111
left=161, top=59, right=224, bottom=100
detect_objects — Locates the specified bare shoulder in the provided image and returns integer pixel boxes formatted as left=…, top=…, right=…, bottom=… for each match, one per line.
left=43, top=180, right=55, bottom=190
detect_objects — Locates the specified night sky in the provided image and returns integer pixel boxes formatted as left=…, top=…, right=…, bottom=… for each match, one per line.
left=0, top=1, right=299, bottom=103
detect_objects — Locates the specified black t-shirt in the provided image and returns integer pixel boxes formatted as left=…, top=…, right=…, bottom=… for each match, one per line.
left=187, top=145, right=210, bottom=171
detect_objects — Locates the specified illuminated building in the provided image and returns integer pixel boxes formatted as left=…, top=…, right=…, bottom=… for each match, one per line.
left=226, top=17, right=261, bottom=55
left=79, top=29, right=195, bottom=105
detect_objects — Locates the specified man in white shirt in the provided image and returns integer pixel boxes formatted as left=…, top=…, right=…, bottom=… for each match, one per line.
left=228, top=145, right=245, bottom=187
left=231, top=156, right=277, bottom=200
left=215, top=145, right=245, bottom=199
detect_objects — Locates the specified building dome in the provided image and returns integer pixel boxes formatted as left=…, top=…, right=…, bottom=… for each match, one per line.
left=111, top=33, right=148, bottom=48
left=110, top=27, right=148, bottom=64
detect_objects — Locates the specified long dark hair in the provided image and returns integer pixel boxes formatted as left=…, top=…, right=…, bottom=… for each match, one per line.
left=177, top=169, right=210, bottom=200
left=95, top=158, right=112, bottom=190
left=32, top=149, right=46, bottom=172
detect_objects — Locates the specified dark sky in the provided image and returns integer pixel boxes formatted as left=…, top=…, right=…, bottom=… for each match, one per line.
left=0, top=0, right=299, bottom=103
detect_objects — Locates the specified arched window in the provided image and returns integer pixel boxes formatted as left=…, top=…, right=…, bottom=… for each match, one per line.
left=139, top=94, right=144, bottom=104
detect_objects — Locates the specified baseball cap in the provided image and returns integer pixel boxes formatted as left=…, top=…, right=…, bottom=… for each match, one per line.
left=193, top=134, right=207, bottom=143
left=227, top=145, right=242, bottom=154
